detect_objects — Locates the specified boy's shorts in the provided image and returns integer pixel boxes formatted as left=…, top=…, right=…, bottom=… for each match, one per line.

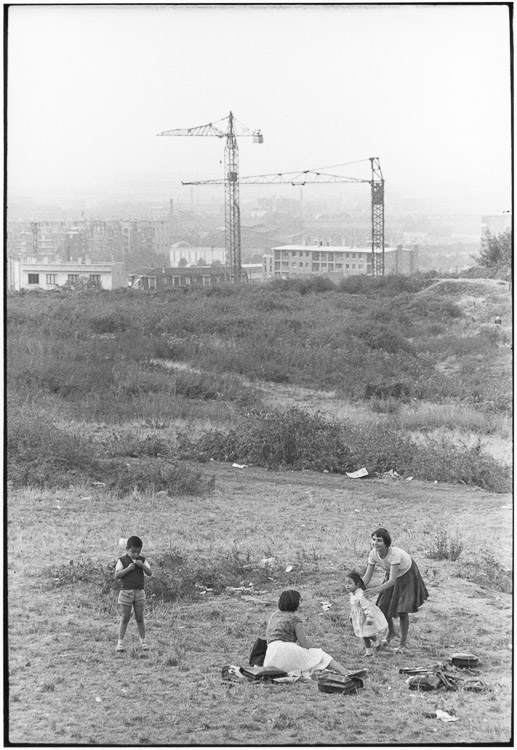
left=118, top=589, right=146, bottom=606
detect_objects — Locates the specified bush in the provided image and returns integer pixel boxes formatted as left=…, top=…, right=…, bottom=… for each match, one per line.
left=428, top=528, right=464, bottom=561
left=8, top=404, right=100, bottom=488
left=178, top=406, right=355, bottom=472
left=102, top=458, right=214, bottom=497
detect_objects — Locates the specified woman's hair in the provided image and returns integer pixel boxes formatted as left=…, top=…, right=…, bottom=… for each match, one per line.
left=278, top=589, right=301, bottom=612
left=371, top=527, right=392, bottom=547
left=345, top=570, right=366, bottom=590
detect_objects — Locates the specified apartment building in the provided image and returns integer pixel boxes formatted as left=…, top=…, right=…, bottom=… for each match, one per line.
left=271, top=242, right=418, bottom=279
left=7, top=256, right=127, bottom=291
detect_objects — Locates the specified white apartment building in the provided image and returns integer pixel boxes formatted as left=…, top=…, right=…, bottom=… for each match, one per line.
left=170, top=242, right=225, bottom=267
left=271, top=243, right=418, bottom=279
left=7, top=256, right=126, bottom=291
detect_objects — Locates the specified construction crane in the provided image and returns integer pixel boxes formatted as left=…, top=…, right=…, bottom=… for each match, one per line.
left=157, top=112, right=263, bottom=283
left=187, top=157, right=385, bottom=276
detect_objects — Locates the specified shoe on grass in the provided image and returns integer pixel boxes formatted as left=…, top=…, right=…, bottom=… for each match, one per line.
left=140, top=641, right=149, bottom=651
left=116, top=643, right=126, bottom=653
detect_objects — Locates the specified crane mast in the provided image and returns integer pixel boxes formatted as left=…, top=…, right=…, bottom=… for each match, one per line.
left=157, top=111, right=262, bottom=284
left=224, top=114, right=241, bottom=283
left=370, top=158, right=385, bottom=276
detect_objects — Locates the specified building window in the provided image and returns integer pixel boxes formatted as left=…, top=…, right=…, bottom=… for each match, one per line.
left=45, top=274, right=56, bottom=285
left=312, top=263, right=320, bottom=272
left=89, top=274, right=101, bottom=286
left=345, top=264, right=350, bottom=269
left=28, top=273, right=39, bottom=284
left=68, top=274, right=79, bottom=283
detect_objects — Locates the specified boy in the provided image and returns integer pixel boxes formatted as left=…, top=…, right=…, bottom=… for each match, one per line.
left=115, top=535, right=152, bottom=653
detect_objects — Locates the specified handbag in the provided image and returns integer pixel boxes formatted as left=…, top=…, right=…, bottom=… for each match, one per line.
left=317, top=671, right=366, bottom=695
left=450, top=652, right=479, bottom=669
left=240, top=666, right=288, bottom=681
left=249, top=637, right=267, bottom=667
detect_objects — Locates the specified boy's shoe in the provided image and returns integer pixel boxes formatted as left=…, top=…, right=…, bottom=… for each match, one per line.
left=116, top=643, right=126, bottom=653
left=364, top=649, right=374, bottom=657
left=140, top=641, right=149, bottom=651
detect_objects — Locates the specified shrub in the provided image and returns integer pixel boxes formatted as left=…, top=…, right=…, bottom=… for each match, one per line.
left=178, top=407, right=355, bottom=472
left=428, top=529, right=464, bottom=561
left=102, top=458, right=214, bottom=497
left=458, top=548, right=512, bottom=594
left=7, top=404, right=100, bottom=488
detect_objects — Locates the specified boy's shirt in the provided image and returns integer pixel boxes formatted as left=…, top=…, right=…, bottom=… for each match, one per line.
left=115, top=554, right=149, bottom=590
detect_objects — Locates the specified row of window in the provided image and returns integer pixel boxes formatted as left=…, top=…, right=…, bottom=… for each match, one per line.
left=273, top=262, right=365, bottom=271
left=276, top=251, right=368, bottom=261
left=27, top=273, right=101, bottom=285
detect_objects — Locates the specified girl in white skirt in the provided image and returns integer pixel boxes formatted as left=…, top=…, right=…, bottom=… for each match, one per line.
left=263, top=589, right=349, bottom=676
left=345, top=570, right=388, bottom=656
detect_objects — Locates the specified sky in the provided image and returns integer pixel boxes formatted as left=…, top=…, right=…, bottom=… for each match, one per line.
left=7, top=3, right=512, bottom=214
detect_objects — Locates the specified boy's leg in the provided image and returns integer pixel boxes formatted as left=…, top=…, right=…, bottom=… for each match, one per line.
left=363, top=637, right=373, bottom=657
left=117, top=604, right=132, bottom=650
left=134, top=603, right=147, bottom=646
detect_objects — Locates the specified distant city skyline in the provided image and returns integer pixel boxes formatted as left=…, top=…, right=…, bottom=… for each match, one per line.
left=7, top=4, right=511, bottom=216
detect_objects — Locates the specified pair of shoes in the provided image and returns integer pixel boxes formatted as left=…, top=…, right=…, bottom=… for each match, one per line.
left=140, top=641, right=149, bottom=651
left=364, top=650, right=374, bottom=657
left=116, top=643, right=126, bottom=653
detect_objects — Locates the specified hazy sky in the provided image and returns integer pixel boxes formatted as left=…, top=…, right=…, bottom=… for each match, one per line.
left=7, top=3, right=512, bottom=213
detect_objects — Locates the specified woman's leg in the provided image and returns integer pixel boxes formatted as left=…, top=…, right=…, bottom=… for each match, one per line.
left=386, top=617, right=398, bottom=641
left=399, top=613, right=409, bottom=647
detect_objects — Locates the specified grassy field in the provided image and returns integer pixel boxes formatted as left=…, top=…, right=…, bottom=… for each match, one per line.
left=7, top=275, right=512, bottom=745
left=7, top=465, right=512, bottom=745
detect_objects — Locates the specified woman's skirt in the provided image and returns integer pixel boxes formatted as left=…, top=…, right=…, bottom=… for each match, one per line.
left=376, top=559, right=428, bottom=618
left=263, top=640, right=333, bottom=673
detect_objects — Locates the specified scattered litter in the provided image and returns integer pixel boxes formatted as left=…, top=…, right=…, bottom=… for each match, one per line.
left=232, top=463, right=247, bottom=469
left=406, top=476, right=414, bottom=481
left=95, top=697, right=102, bottom=703
left=346, top=467, right=369, bottom=479
left=320, top=601, right=332, bottom=612
left=385, top=469, right=400, bottom=479
left=118, top=538, right=127, bottom=547
left=436, top=710, right=459, bottom=723
left=227, top=585, right=254, bottom=593
left=80, top=496, right=92, bottom=501
left=285, top=565, right=293, bottom=573
left=434, top=480, right=438, bottom=484
left=55, top=505, right=61, bottom=509
left=92, top=482, right=105, bottom=487
left=260, top=557, right=276, bottom=568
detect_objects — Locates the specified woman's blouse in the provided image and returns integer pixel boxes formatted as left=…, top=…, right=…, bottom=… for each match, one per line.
left=367, top=546, right=412, bottom=577
left=266, top=610, right=301, bottom=644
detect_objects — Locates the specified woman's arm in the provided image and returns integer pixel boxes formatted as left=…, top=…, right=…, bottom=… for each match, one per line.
left=369, top=563, right=400, bottom=595
left=362, top=563, right=376, bottom=587
left=294, top=622, right=310, bottom=649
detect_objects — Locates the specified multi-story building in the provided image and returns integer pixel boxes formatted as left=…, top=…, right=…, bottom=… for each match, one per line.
left=271, top=241, right=418, bottom=279
left=169, top=242, right=225, bottom=267
left=7, top=256, right=127, bottom=291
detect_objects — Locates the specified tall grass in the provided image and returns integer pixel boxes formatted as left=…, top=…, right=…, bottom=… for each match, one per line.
left=178, top=406, right=512, bottom=492
left=7, top=281, right=511, bottom=492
